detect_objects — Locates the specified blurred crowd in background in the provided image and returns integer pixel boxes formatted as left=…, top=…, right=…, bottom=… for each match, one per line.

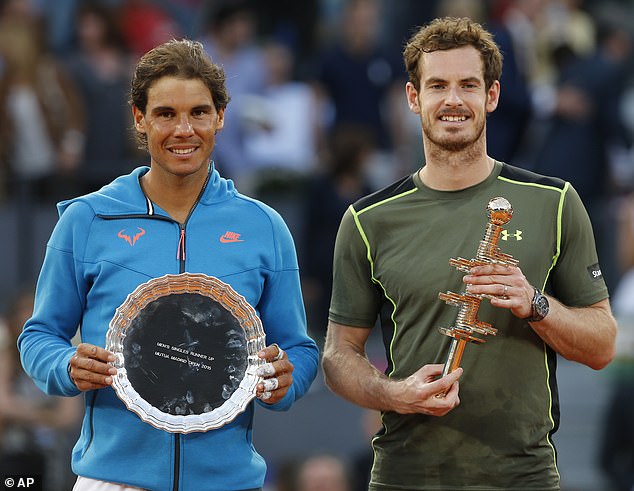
left=1, top=0, right=634, bottom=489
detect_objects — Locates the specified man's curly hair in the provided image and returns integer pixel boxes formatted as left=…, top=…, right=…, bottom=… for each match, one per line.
left=403, top=17, right=503, bottom=91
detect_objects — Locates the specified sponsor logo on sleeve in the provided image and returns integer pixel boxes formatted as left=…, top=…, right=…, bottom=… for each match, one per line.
left=587, top=263, right=603, bottom=281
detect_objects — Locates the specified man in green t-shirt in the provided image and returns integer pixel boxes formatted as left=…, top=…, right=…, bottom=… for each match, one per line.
left=322, top=17, right=617, bottom=491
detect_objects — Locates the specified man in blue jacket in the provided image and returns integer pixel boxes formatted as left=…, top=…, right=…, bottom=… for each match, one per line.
left=18, top=39, right=319, bottom=491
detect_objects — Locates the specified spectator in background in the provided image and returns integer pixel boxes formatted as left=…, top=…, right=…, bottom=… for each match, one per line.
left=376, top=0, right=439, bottom=55
left=39, top=0, right=78, bottom=56
left=532, top=12, right=632, bottom=206
left=119, top=0, right=182, bottom=59
left=249, top=0, right=319, bottom=76
left=533, top=0, right=596, bottom=84
left=65, top=1, right=139, bottom=195
left=532, top=13, right=633, bottom=292
left=598, top=191, right=634, bottom=491
left=296, top=454, right=352, bottom=491
left=599, top=380, right=634, bottom=491
left=198, top=0, right=268, bottom=189
left=350, top=409, right=382, bottom=491
left=242, top=40, right=320, bottom=191
left=486, top=0, right=546, bottom=165
left=272, top=458, right=301, bottom=491
left=148, top=0, right=207, bottom=40
left=435, top=0, right=486, bottom=23
left=310, top=0, right=407, bottom=187
left=301, top=124, right=374, bottom=345
left=0, top=289, right=81, bottom=491
left=616, top=195, right=634, bottom=281
left=0, top=0, right=84, bottom=203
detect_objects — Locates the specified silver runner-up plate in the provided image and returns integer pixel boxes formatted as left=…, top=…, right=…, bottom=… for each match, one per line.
left=105, top=273, right=266, bottom=433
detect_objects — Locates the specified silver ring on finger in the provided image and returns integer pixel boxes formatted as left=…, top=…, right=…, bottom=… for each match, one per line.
left=260, top=391, right=272, bottom=400
left=272, top=344, right=285, bottom=361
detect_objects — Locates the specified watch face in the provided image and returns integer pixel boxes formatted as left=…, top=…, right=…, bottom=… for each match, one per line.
left=535, top=294, right=549, bottom=318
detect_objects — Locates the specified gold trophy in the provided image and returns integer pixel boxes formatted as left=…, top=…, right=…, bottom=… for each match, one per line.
left=438, top=197, right=518, bottom=377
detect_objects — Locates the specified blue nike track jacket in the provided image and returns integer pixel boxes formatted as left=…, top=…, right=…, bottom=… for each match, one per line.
left=18, top=165, right=319, bottom=491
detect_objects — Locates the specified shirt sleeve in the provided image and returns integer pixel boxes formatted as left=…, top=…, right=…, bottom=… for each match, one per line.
left=256, top=209, right=319, bottom=411
left=17, top=202, right=93, bottom=397
left=328, top=206, right=381, bottom=328
left=549, top=184, right=609, bottom=307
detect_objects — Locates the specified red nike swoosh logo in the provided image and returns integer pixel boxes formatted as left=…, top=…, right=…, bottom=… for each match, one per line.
left=220, top=231, right=244, bottom=243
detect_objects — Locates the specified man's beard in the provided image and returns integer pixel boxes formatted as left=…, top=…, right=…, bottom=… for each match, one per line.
left=423, top=118, right=485, bottom=152
left=433, top=137, right=473, bottom=152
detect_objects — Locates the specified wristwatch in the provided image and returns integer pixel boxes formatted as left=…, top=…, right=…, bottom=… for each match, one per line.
left=523, top=287, right=549, bottom=322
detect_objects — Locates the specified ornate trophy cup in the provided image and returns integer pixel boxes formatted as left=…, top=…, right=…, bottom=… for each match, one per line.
left=438, top=197, right=518, bottom=377
left=105, top=273, right=266, bottom=433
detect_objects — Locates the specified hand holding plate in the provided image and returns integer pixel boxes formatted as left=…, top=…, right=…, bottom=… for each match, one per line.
left=69, top=343, right=117, bottom=391
left=256, top=343, right=294, bottom=404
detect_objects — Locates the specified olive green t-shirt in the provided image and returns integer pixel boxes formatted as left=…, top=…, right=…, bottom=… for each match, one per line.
left=329, top=162, right=608, bottom=490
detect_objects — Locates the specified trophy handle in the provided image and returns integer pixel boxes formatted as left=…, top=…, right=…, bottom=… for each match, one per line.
left=442, top=338, right=466, bottom=377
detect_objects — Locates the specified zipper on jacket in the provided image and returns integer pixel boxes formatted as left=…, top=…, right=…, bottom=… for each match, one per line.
left=171, top=173, right=210, bottom=491
left=175, top=169, right=209, bottom=269
left=172, top=436, right=180, bottom=491
left=172, top=226, right=185, bottom=491
left=177, top=226, right=186, bottom=268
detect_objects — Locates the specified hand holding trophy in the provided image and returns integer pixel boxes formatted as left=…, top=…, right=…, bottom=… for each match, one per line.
left=438, top=197, right=518, bottom=378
